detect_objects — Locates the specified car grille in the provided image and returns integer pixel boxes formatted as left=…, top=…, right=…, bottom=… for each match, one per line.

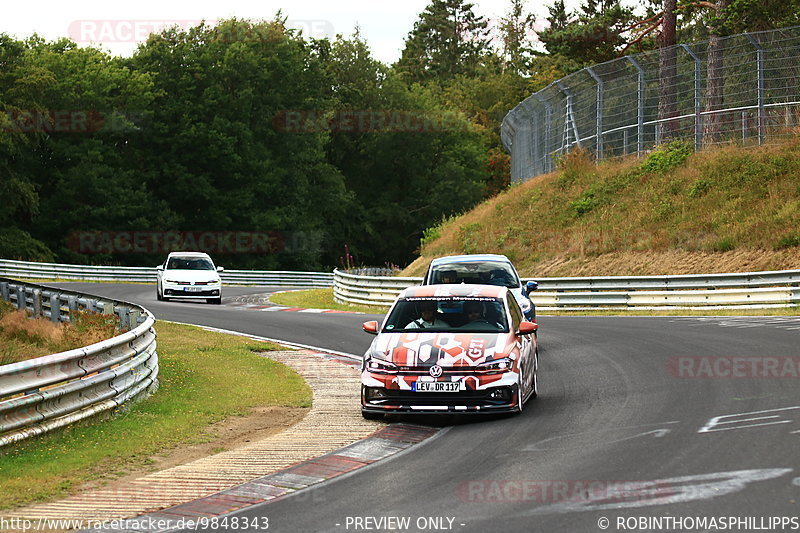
left=368, top=388, right=513, bottom=407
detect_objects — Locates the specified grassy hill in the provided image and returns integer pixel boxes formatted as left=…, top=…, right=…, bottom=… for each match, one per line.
left=402, top=138, right=800, bottom=277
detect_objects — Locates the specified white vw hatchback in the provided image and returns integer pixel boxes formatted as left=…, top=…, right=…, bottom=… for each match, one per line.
left=156, top=252, right=224, bottom=304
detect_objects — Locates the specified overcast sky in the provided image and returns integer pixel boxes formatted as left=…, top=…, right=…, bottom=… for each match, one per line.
left=0, top=0, right=578, bottom=64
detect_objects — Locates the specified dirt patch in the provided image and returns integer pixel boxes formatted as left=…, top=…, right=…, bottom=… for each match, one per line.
left=76, top=405, right=310, bottom=492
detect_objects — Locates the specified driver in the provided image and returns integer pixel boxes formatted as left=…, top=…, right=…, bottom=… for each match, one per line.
left=406, top=301, right=448, bottom=329
left=462, top=301, right=486, bottom=326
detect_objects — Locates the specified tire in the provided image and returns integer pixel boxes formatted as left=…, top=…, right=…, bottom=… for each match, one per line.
left=361, top=410, right=383, bottom=420
left=156, top=287, right=163, bottom=301
left=530, top=348, right=539, bottom=400
left=207, top=297, right=222, bottom=305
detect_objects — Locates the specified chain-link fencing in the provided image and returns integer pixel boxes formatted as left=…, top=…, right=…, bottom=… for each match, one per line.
left=502, top=25, right=800, bottom=181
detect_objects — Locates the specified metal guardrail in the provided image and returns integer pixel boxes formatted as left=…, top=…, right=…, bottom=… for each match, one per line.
left=0, top=278, right=158, bottom=447
left=0, top=259, right=334, bottom=287
left=333, top=268, right=800, bottom=310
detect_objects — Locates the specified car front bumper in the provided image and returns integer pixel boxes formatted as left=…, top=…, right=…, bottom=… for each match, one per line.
left=361, top=370, right=521, bottom=415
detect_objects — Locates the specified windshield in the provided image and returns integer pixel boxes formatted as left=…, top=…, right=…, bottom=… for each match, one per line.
left=429, top=261, right=519, bottom=289
left=383, top=297, right=508, bottom=333
left=166, top=257, right=215, bottom=270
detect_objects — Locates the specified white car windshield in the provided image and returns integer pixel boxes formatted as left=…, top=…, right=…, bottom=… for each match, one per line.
left=167, top=257, right=215, bottom=270
left=383, top=297, right=508, bottom=333
left=430, top=261, right=519, bottom=289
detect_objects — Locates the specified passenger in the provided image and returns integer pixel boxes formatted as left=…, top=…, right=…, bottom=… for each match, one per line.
left=406, top=301, right=448, bottom=329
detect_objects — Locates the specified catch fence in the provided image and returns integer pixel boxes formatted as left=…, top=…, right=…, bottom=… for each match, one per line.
left=502, top=26, right=800, bottom=181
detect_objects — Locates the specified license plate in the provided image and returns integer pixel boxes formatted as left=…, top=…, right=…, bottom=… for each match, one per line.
left=184, top=286, right=203, bottom=292
left=413, top=381, right=461, bottom=392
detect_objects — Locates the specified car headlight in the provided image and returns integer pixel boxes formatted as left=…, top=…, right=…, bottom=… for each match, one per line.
left=164, top=279, right=178, bottom=283
left=478, top=357, right=513, bottom=371
left=364, top=350, right=396, bottom=372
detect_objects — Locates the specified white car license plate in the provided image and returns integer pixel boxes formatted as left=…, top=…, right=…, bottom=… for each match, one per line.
left=184, top=286, right=203, bottom=292
left=414, top=381, right=460, bottom=392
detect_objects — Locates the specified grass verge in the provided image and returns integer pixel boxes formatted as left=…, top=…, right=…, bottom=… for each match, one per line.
left=270, top=288, right=388, bottom=314
left=0, top=299, right=118, bottom=364
left=0, top=321, right=312, bottom=510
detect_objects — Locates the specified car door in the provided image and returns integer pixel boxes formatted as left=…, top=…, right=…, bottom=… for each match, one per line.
left=507, top=295, right=533, bottom=391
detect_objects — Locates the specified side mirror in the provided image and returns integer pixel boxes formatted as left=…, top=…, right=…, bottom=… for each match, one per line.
left=217, top=266, right=224, bottom=272
left=525, top=280, right=539, bottom=295
left=518, top=321, right=538, bottom=335
left=362, top=321, right=379, bottom=335
left=156, top=265, right=163, bottom=271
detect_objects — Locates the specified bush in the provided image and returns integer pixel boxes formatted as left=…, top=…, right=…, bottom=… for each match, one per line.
left=641, top=140, right=693, bottom=174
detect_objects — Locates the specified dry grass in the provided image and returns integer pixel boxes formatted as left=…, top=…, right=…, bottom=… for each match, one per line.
left=0, top=300, right=118, bottom=365
left=405, top=137, right=800, bottom=277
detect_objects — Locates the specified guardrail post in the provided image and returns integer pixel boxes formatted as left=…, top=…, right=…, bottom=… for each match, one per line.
left=32, top=289, right=42, bottom=318
left=49, top=294, right=61, bottom=323
left=67, top=295, right=78, bottom=321
left=129, top=309, right=141, bottom=329
left=0, top=282, right=8, bottom=302
left=118, top=306, right=130, bottom=330
left=16, top=287, right=26, bottom=311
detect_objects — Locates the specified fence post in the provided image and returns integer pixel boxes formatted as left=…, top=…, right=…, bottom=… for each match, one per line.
left=533, top=93, right=553, bottom=172
left=681, top=44, right=703, bottom=151
left=586, top=67, right=604, bottom=160
left=742, top=111, right=747, bottom=143
left=556, top=81, right=581, bottom=151
left=745, top=33, right=766, bottom=145
left=627, top=56, right=645, bottom=157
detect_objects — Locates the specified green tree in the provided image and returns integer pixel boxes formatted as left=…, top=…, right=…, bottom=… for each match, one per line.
left=396, top=0, right=491, bottom=83
left=537, top=0, right=636, bottom=72
left=498, top=0, right=537, bottom=75
left=131, top=19, right=349, bottom=269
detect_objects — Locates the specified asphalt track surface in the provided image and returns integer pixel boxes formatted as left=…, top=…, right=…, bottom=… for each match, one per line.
left=57, top=283, right=800, bottom=533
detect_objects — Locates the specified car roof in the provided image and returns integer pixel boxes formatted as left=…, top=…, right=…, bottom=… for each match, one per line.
left=400, top=284, right=508, bottom=299
left=167, top=251, right=212, bottom=258
left=429, top=254, right=512, bottom=266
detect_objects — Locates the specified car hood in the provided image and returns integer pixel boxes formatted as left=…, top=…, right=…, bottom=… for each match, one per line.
left=371, top=332, right=511, bottom=367
left=162, top=269, right=220, bottom=282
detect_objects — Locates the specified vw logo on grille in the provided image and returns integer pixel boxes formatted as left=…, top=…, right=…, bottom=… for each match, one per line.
left=429, top=365, right=443, bottom=378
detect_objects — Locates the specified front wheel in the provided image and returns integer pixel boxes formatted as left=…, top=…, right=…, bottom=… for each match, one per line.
left=361, top=410, right=383, bottom=420
left=207, top=297, right=222, bottom=305
left=530, top=348, right=539, bottom=400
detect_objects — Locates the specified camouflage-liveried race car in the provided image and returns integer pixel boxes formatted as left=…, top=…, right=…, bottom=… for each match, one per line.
left=360, top=284, right=539, bottom=419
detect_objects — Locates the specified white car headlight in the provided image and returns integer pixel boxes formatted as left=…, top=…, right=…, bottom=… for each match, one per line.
left=365, top=350, right=396, bottom=372
left=478, top=357, right=513, bottom=371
